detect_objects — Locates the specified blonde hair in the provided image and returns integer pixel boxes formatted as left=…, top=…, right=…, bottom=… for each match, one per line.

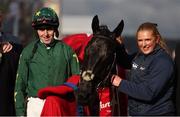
left=136, top=22, right=172, bottom=56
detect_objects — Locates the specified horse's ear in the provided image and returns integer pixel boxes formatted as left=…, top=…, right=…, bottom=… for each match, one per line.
left=113, top=20, right=124, bottom=37
left=92, top=15, right=100, bottom=34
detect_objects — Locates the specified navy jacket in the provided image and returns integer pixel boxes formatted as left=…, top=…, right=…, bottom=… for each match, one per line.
left=119, top=46, right=175, bottom=115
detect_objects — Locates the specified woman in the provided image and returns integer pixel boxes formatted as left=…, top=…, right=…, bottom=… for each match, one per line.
left=111, top=22, right=175, bottom=115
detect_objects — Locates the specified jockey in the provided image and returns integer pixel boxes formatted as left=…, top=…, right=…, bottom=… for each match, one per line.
left=14, top=7, right=80, bottom=116
left=38, top=33, right=92, bottom=116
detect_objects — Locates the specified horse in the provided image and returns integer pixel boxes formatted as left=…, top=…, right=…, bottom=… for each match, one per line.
left=37, top=15, right=127, bottom=116
left=77, top=15, right=125, bottom=115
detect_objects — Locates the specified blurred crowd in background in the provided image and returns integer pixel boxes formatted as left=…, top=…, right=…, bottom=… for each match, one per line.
left=0, top=0, right=44, bottom=46
left=0, top=0, right=179, bottom=54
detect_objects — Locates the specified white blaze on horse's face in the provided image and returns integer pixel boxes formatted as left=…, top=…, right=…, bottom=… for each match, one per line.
left=82, top=70, right=95, bottom=81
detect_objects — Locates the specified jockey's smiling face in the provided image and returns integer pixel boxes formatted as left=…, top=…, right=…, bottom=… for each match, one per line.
left=37, top=27, right=55, bottom=45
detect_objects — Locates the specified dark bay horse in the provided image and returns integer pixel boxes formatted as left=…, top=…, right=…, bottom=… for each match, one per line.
left=77, top=15, right=124, bottom=115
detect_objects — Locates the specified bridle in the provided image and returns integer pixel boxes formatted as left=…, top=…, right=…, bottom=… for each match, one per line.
left=96, top=53, right=117, bottom=91
left=82, top=33, right=117, bottom=91
left=95, top=52, right=121, bottom=115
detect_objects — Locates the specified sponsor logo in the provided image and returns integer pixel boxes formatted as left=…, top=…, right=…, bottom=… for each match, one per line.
left=100, top=101, right=111, bottom=110
left=132, top=62, right=138, bottom=69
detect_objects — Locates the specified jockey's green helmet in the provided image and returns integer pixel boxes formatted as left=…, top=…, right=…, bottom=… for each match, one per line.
left=32, top=7, right=59, bottom=29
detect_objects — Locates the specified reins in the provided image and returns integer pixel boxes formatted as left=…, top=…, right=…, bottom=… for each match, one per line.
left=96, top=53, right=116, bottom=91
left=95, top=52, right=121, bottom=115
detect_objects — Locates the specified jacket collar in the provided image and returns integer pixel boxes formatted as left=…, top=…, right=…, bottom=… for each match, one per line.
left=39, top=39, right=58, bottom=49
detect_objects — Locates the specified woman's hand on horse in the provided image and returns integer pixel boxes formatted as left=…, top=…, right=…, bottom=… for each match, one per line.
left=116, top=36, right=124, bottom=44
left=111, top=75, right=122, bottom=87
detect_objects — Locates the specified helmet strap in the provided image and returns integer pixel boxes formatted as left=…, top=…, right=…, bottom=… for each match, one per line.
left=54, top=29, right=59, bottom=38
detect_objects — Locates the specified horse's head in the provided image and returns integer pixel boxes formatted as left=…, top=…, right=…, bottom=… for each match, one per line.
left=78, top=15, right=124, bottom=109
left=81, top=15, right=124, bottom=82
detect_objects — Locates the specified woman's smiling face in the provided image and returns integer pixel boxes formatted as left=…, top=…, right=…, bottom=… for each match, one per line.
left=137, top=30, right=159, bottom=55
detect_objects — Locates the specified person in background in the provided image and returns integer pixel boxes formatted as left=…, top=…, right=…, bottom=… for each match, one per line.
left=0, top=7, right=21, bottom=44
left=175, top=42, right=180, bottom=115
left=111, top=22, right=175, bottom=115
left=14, top=7, right=80, bottom=116
left=0, top=8, right=22, bottom=116
left=0, top=41, right=22, bottom=116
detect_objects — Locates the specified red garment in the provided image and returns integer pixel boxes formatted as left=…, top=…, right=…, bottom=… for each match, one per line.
left=41, top=95, right=77, bottom=116
left=38, top=75, right=80, bottom=116
left=38, top=75, right=80, bottom=99
left=98, top=87, right=112, bottom=116
left=63, top=33, right=92, bottom=63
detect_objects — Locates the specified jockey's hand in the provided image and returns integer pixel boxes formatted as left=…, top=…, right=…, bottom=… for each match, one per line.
left=2, top=42, right=13, bottom=53
left=116, top=36, right=124, bottom=45
left=111, top=75, right=122, bottom=87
